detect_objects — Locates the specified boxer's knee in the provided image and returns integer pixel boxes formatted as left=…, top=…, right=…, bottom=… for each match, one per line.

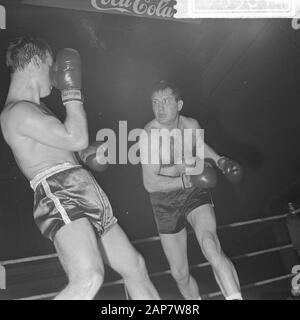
left=170, top=264, right=190, bottom=284
left=123, top=252, right=148, bottom=280
left=132, top=253, right=148, bottom=276
left=68, top=267, right=104, bottom=299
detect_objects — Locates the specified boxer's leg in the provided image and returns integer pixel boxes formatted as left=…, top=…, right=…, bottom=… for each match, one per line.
left=54, top=218, right=104, bottom=300
left=98, top=223, right=160, bottom=300
left=187, top=204, right=242, bottom=299
left=160, top=228, right=200, bottom=300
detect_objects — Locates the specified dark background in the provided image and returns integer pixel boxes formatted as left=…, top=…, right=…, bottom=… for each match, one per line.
left=1, top=3, right=300, bottom=261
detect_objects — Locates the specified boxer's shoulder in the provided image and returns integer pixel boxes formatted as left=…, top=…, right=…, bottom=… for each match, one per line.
left=3, top=100, right=39, bottom=116
left=1, top=100, right=45, bottom=131
left=179, top=115, right=200, bottom=129
left=144, top=118, right=159, bottom=133
left=1, top=100, right=27, bottom=124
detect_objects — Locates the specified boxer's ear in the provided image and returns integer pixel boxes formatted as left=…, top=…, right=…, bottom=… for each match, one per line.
left=177, top=100, right=183, bottom=112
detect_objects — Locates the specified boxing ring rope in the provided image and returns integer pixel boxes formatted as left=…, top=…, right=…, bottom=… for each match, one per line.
left=205, top=274, right=294, bottom=299
left=1, top=208, right=299, bottom=299
left=16, top=243, right=295, bottom=300
left=18, top=273, right=294, bottom=300
left=1, top=209, right=298, bottom=266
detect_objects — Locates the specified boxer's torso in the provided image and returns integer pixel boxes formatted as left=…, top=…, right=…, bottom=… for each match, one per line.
left=0, top=100, right=78, bottom=180
left=144, top=115, right=200, bottom=178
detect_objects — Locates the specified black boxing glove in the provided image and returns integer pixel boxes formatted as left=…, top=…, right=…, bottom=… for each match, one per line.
left=217, top=156, right=243, bottom=183
left=182, top=161, right=218, bottom=190
left=78, top=141, right=109, bottom=173
left=52, top=48, right=83, bottom=105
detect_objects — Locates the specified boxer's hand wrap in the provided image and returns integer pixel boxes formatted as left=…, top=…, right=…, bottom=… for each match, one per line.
left=181, top=173, right=192, bottom=189
left=216, top=156, right=230, bottom=174
left=61, top=89, right=83, bottom=105
left=181, top=158, right=203, bottom=189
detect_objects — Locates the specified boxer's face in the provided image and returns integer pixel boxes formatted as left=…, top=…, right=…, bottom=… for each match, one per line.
left=151, top=88, right=183, bottom=125
left=35, top=51, right=53, bottom=98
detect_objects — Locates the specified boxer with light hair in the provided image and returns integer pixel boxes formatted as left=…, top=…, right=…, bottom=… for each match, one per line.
left=1, top=36, right=160, bottom=300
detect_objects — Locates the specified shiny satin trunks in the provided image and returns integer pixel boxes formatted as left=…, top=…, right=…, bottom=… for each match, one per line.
left=30, top=163, right=117, bottom=241
left=149, top=187, right=213, bottom=234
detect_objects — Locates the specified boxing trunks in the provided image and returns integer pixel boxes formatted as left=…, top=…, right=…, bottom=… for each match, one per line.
left=149, top=187, right=213, bottom=234
left=30, top=162, right=117, bottom=241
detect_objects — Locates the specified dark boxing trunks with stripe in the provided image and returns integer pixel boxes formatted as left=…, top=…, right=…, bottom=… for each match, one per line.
left=30, top=163, right=117, bottom=241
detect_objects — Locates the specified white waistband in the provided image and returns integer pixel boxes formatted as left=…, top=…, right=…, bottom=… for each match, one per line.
left=30, top=162, right=81, bottom=191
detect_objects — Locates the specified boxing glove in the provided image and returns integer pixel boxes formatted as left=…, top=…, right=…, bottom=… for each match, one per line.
left=217, top=156, right=243, bottom=183
left=182, top=161, right=218, bottom=190
left=52, top=48, right=83, bottom=105
left=79, top=141, right=109, bottom=173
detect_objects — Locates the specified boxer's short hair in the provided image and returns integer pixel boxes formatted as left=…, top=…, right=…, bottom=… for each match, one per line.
left=151, top=80, right=182, bottom=101
left=6, top=36, right=53, bottom=73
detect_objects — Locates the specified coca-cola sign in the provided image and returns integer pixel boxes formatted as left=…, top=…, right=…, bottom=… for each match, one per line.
left=20, top=0, right=299, bottom=20
left=91, top=0, right=177, bottom=19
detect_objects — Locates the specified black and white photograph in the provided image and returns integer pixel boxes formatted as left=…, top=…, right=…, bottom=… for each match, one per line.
left=0, top=0, right=300, bottom=305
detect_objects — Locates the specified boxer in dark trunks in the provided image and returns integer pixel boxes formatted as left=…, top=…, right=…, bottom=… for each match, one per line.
left=1, top=36, right=159, bottom=300
left=30, top=163, right=117, bottom=242
left=149, top=187, right=213, bottom=235
left=140, top=80, right=243, bottom=300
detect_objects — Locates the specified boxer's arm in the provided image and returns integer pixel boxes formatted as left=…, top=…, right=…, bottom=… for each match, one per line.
left=141, top=164, right=183, bottom=193
left=12, top=101, right=88, bottom=151
left=64, top=103, right=88, bottom=150
left=192, top=119, right=243, bottom=182
left=192, top=119, right=222, bottom=164
left=204, top=143, right=222, bottom=164
left=139, top=130, right=183, bottom=193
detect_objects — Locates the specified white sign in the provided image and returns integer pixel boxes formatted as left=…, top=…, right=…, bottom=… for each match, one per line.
left=175, top=0, right=299, bottom=18
left=0, top=5, right=5, bottom=29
